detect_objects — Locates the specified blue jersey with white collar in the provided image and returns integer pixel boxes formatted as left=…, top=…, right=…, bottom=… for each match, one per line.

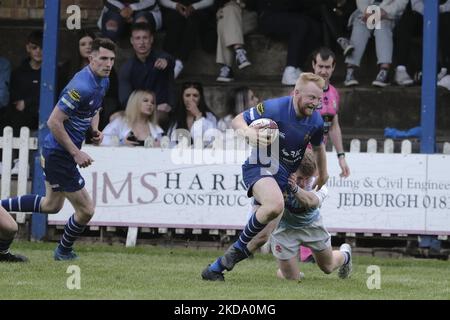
left=242, top=96, right=324, bottom=174
left=44, top=66, right=109, bottom=152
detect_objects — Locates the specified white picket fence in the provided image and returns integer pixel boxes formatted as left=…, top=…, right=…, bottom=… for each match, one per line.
left=0, top=126, right=38, bottom=223
left=1, top=126, right=450, bottom=245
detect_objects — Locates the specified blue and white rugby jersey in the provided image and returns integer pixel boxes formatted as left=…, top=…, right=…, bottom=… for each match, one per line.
left=242, top=96, right=324, bottom=174
left=44, top=66, right=109, bottom=152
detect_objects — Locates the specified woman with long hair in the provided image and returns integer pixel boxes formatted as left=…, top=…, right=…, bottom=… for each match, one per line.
left=102, top=90, right=164, bottom=147
left=167, top=81, right=217, bottom=146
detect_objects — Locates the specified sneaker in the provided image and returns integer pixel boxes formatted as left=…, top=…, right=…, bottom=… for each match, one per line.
left=201, top=265, right=225, bottom=281
left=220, top=244, right=249, bottom=271
left=337, top=37, right=354, bottom=57
left=372, top=69, right=390, bottom=87
left=338, top=243, right=352, bottom=279
left=438, top=74, right=450, bottom=91
left=54, top=247, right=78, bottom=261
left=235, top=48, right=251, bottom=69
left=395, top=66, right=413, bottom=86
left=174, top=59, right=183, bottom=79
left=0, top=251, right=29, bottom=262
left=437, top=67, right=448, bottom=82
left=344, top=68, right=359, bottom=87
left=216, top=65, right=234, bottom=82
left=282, top=66, right=299, bottom=85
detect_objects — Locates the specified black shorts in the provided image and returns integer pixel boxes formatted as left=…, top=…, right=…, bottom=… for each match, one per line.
left=41, top=148, right=85, bottom=192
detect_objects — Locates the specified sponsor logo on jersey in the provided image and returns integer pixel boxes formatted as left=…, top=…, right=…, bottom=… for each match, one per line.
left=256, top=103, right=264, bottom=116
left=68, top=89, right=81, bottom=102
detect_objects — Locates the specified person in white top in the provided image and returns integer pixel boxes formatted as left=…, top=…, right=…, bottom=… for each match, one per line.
left=101, top=89, right=164, bottom=147
left=167, top=81, right=217, bottom=147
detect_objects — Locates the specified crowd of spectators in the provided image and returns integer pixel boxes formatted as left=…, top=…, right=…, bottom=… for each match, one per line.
left=0, top=0, right=448, bottom=257
left=1, top=0, right=449, bottom=142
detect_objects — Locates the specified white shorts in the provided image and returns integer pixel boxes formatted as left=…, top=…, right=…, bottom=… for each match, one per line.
left=270, top=216, right=331, bottom=260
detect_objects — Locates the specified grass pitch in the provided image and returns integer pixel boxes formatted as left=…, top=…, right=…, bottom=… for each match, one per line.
left=1, top=241, right=449, bottom=300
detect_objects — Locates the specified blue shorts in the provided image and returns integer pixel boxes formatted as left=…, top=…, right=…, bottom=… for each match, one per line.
left=242, top=163, right=290, bottom=198
left=41, top=148, right=85, bottom=193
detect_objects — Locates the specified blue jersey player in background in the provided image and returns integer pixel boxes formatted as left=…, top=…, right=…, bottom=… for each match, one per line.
left=0, top=38, right=116, bottom=261
left=202, top=73, right=329, bottom=281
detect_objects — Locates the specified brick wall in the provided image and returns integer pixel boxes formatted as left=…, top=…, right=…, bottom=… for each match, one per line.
left=0, top=0, right=104, bottom=22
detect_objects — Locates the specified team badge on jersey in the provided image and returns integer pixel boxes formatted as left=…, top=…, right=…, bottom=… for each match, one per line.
left=256, top=102, right=265, bottom=116
left=68, top=89, right=81, bottom=102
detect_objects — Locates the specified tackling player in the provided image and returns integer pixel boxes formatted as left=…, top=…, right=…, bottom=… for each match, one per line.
left=271, top=150, right=352, bottom=281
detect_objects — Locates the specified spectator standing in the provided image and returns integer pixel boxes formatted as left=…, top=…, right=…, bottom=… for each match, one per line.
left=313, top=47, right=350, bottom=178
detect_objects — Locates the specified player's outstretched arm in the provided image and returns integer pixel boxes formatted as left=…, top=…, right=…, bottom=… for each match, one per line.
left=47, top=107, right=93, bottom=168
left=288, top=174, right=320, bottom=209
left=294, top=186, right=328, bottom=210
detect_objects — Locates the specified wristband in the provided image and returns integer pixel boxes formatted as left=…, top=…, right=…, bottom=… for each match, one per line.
left=337, top=152, right=345, bottom=158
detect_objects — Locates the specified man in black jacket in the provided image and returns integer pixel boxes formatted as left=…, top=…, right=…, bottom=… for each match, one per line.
left=1, top=31, right=43, bottom=137
left=119, top=23, right=175, bottom=129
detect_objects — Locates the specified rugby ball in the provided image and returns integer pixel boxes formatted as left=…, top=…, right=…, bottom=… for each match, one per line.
left=248, top=118, right=279, bottom=145
left=249, top=118, right=278, bottom=130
